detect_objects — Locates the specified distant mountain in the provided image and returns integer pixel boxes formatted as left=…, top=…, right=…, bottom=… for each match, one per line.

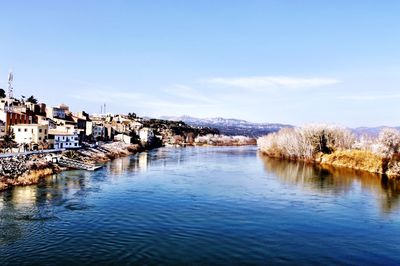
left=158, top=116, right=400, bottom=137
left=159, top=115, right=292, bottom=137
left=352, top=126, right=400, bottom=137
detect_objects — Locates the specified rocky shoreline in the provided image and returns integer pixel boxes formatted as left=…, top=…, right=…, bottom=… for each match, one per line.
left=0, top=142, right=145, bottom=191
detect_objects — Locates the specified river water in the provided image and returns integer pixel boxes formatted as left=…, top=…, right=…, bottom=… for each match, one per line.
left=1, top=146, right=400, bottom=265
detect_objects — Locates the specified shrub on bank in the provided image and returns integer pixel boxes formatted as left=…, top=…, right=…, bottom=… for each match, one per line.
left=320, top=149, right=385, bottom=174
left=195, top=134, right=256, bottom=146
left=258, top=125, right=400, bottom=178
left=386, top=160, right=400, bottom=177
left=257, top=125, right=355, bottom=160
left=377, top=128, right=400, bottom=156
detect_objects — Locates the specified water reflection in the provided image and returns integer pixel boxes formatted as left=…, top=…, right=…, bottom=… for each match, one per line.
left=11, top=186, right=38, bottom=211
left=105, top=148, right=192, bottom=176
left=107, top=151, right=150, bottom=175
left=259, top=153, right=400, bottom=212
left=0, top=171, right=97, bottom=245
left=0, top=148, right=178, bottom=246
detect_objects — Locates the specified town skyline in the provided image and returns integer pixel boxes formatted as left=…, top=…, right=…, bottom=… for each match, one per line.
left=1, top=1, right=399, bottom=127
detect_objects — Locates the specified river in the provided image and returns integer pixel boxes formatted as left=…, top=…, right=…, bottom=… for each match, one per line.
left=1, top=146, right=400, bottom=265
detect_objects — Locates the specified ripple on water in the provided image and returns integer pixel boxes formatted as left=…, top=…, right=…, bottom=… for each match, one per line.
left=64, top=201, right=95, bottom=211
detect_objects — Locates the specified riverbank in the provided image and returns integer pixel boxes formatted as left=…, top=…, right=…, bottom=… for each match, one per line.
left=0, top=142, right=145, bottom=191
left=258, top=144, right=400, bottom=179
left=257, top=126, right=400, bottom=179
left=259, top=149, right=390, bottom=177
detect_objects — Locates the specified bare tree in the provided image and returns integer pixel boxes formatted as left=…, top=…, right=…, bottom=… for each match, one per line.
left=377, top=128, right=400, bottom=156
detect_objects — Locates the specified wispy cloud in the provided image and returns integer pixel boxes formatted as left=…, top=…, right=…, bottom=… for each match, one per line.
left=204, top=76, right=340, bottom=90
left=338, top=93, right=400, bottom=101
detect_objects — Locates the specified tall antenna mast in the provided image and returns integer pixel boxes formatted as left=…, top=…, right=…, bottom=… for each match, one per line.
left=104, top=103, right=106, bottom=114
left=7, top=71, right=13, bottom=99
left=100, top=104, right=103, bottom=114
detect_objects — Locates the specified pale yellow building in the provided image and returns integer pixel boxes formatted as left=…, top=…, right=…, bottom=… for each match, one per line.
left=11, top=124, right=49, bottom=146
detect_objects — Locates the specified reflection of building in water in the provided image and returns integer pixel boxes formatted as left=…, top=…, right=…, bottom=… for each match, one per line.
left=259, top=153, right=400, bottom=213
left=11, top=186, right=38, bottom=210
left=138, top=152, right=148, bottom=171
left=0, top=193, right=5, bottom=210
left=109, top=156, right=132, bottom=175
left=62, top=171, right=91, bottom=192
left=108, top=152, right=149, bottom=174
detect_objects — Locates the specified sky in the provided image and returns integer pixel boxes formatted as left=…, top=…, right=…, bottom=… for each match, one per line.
left=0, top=0, right=399, bottom=127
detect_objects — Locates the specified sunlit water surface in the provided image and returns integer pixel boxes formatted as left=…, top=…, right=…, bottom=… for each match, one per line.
left=1, top=146, right=400, bottom=265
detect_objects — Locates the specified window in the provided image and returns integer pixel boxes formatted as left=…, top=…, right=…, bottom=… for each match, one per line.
left=45, top=129, right=47, bottom=134
left=75, top=143, right=77, bottom=146
left=18, top=128, right=21, bottom=132
left=39, top=137, right=42, bottom=140
left=24, top=128, right=27, bottom=132
left=39, top=129, right=42, bottom=133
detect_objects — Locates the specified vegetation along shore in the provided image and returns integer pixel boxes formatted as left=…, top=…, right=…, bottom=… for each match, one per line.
left=257, top=125, right=400, bottom=179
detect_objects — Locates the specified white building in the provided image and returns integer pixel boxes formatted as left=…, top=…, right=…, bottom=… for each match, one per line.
left=114, top=134, right=132, bottom=143
left=11, top=124, right=49, bottom=147
left=130, top=121, right=143, bottom=131
left=48, top=126, right=80, bottom=149
left=139, top=127, right=154, bottom=143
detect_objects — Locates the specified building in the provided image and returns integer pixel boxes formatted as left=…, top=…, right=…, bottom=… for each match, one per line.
left=59, top=104, right=69, bottom=112
left=92, top=124, right=105, bottom=139
left=11, top=124, right=49, bottom=149
left=0, top=120, right=6, bottom=137
left=72, top=112, right=90, bottom=143
left=130, top=120, right=143, bottom=131
left=0, top=98, right=18, bottom=112
left=2, top=111, right=36, bottom=126
left=0, top=99, right=37, bottom=128
left=139, top=127, right=154, bottom=143
left=104, top=124, right=116, bottom=141
left=114, top=134, right=132, bottom=143
left=25, top=102, right=46, bottom=116
left=46, top=106, right=66, bottom=119
left=48, top=126, right=80, bottom=149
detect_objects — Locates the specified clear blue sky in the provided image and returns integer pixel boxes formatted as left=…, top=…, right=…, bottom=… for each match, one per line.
left=0, top=0, right=399, bottom=127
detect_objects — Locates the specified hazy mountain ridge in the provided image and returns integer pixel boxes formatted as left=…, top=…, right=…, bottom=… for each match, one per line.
left=159, top=116, right=292, bottom=137
left=159, top=116, right=400, bottom=138
left=352, top=126, right=400, bottom=137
